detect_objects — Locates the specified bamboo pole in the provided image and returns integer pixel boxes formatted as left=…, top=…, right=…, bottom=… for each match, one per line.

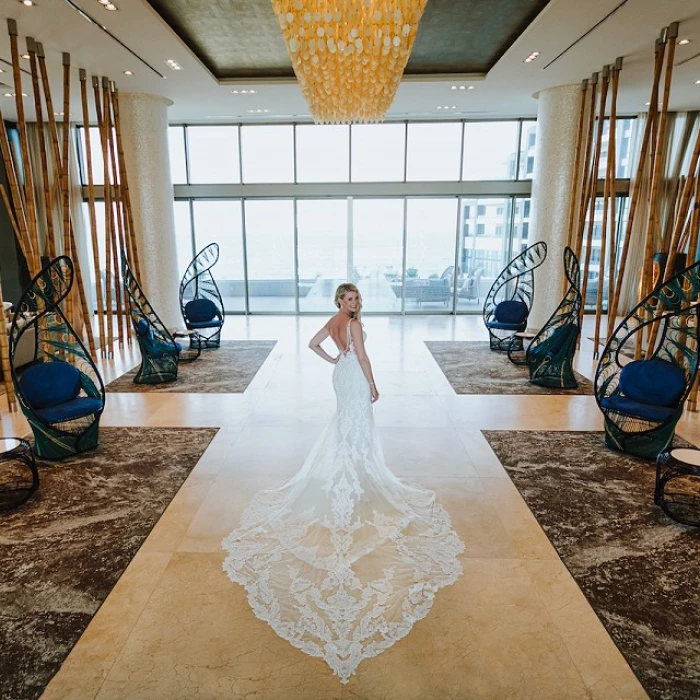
left=0, top=270, right=17, bottom=411
left=36, top=43, right=63, bottom=194
left=0, top=117, right=33, bottom=267
left=605, top=59, right=622, bottom=333
left=566, top=79, right=589, bottom=251
left=663, top=126, right=700, bottom=279
left=593, top=63, right=620, bottom=358
left=573, top=73, right=599, bottom=260
left=60, top=52, right=74, bottom=325
left=93, top=76, right=115, bottom=356
left=102, top=77, right=125, bottom=348
left=607, top=38, right=666, bottom=340
left=111, top=87, right=142, bottom=280
left=639, top=24, right=678, bottom=358
left=26, top=37, right=56, bottom=259
left=7, top=19, right=40, bottom=276
left=642, top=24, right=677, bottom=302
left=682, top=171, right=700, bottom=258
left=105, top=83, right=131, bottom=346
left=579, top=67, right=610, bottom=324
left=80, top=69, right=107, bottom=355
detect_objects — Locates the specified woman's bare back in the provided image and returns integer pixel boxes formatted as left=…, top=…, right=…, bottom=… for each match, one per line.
left=326, top=313, right=354, bottom=354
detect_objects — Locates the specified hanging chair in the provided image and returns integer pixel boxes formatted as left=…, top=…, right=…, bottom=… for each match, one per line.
left=179, top=243, right=224, bottom=350
left=526, top=246, right=582, bottom=389
left=123, top=254, right=181, bottom=384
left=595, top=259, right=700, bottom=460
left=483, top=241, right=547, bottom=351
left=9, top=256, right=105, bottom=460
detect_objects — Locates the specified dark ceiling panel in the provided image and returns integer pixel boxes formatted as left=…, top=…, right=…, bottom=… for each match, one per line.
left=407, top=0, right=552, bottom=74
left=147, top=0, right=552, bottom=80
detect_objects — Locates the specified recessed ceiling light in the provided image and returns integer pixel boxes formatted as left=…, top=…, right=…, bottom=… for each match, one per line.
left=21, top=0, right=34, bottom=6
left=99, top=0, right=109, bottom=3
left=5, top=92, right=28, bottom=97
left=165, top=59, right=182, bottom=71
left=3, top=93, right=12, bottom=97
left=467, top=85, right=475, bottom=90
left=21, top=53, right=30, bottom=60
left=695, top=79, right=700, bottom=85
left=105, top=3, right=117, bottom=9
left=523, top=51, right=540, bottom=63
left=247, top=108, right=269, bottom=113
left=450, top=85, right=457, bottom=91
left=678, top=39, right=691, bottom=45
left=0, top=68, right=4, bottom=73
left=123, top=70, right=133, bottom=76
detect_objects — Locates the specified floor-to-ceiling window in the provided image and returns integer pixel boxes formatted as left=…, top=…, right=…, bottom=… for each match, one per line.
left=78, top=118, right=635, bottom=314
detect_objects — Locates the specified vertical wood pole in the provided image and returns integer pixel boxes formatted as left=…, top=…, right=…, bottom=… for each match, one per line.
left=7, top=19, right=40, bottom=276
left=607, top=38, right=665, bottom=340
left=579, top=67, right=610, bottom=326
left=93, top=76, right=115, bottom=356
left=26, top=37, right=56, bottom=259
left=80, top=69, right=107, bottom=355
left=102, top=77, right=125, bottom=348
left=111, top=88, right=142, bottom=281
left=573, top=73, right=599, bottom=260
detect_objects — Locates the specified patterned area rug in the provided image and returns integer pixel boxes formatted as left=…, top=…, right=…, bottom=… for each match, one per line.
left=425, top=341, right=593, bottom=395
left=0, top=426, right=218, bottom=700
left=106, top=340, right=276, bottom=393
left=484, top=430, right=700, bottom=700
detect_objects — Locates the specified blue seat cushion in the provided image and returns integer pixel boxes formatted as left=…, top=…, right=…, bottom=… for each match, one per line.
left=187, top=319, right=223, bottom=329
left=185, top=298, right=218, bottom=323
left=20, top=361, right=81, bottom=409
left=618, top=359, right=686, bottom=407
left=494, top=300, right=529, bottom=326
left=35, top=396, right=104, bottom=423
left=600, top=396, right=677, bottom=423
left=486, top=320, right=527, bottom=330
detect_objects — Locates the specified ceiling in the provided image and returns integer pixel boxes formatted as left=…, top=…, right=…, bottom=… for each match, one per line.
left=144, top=0, right=551, bottom=79
left=0, top=0, right=698, bottom=124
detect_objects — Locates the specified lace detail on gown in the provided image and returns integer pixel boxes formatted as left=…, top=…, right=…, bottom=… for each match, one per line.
left=222, top=323, right=465, bottom=683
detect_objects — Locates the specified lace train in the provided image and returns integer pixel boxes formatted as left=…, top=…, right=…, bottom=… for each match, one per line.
left=222, top=335, right=465, bottom=682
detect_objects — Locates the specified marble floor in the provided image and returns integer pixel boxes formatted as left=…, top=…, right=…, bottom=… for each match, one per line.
left=4, top=314, right=699, bottom=699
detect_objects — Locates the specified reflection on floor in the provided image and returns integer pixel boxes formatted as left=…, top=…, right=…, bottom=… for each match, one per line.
left=4, top=314, right=694, bottom=699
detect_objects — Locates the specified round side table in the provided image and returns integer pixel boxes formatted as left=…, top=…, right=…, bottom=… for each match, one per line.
left=0, top=438, right=39, bottom=511
left=655, top=448, right=700, bottom=527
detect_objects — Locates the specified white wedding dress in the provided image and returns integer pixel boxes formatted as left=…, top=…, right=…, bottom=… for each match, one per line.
left=222, top=322, right=464, bottom=683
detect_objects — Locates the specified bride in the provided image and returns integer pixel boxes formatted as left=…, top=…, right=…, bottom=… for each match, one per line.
left=222, top=282, right=464, bottom=683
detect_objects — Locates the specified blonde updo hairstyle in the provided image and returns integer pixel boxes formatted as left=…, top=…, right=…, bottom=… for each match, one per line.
left=334, top=282, right=362, bottom=323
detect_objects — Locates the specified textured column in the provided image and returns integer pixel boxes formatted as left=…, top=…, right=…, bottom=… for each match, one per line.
left=118, top=92, right=180, bottom=329
left=529, top=84, right=581, bottom=331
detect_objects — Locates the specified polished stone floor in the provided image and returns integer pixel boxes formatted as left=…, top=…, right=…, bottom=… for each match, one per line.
left=4, top=314, right=695, bottom=699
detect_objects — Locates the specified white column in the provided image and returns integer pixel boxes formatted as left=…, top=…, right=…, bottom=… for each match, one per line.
left=118, top=92, right=180, bottom=329
left=528, top=83, right=581, bottom=331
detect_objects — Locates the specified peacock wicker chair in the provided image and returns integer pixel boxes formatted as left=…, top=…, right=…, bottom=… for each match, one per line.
left=526, top=246, right=582, bottom=389
left=594, top=259, right=700, bottom=460
left=123, top=254, right=181, bottom=384
left=483, top=241, right=548, bottom=351
left=179, top=243, right=224, bottom=350
left=9, top=256, right=105, bottom=460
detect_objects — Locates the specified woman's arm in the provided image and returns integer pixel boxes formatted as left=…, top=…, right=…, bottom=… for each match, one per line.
left=350, top=320, right=379, bottom=403
left=308, top=324, right=338, bottom=364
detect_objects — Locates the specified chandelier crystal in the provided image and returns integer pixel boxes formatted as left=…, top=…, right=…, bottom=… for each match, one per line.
left=271, top=0, right=427, bottom=124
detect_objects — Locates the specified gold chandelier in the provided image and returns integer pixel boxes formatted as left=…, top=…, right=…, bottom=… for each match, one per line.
left=271, top=0, right=427, bottom=124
